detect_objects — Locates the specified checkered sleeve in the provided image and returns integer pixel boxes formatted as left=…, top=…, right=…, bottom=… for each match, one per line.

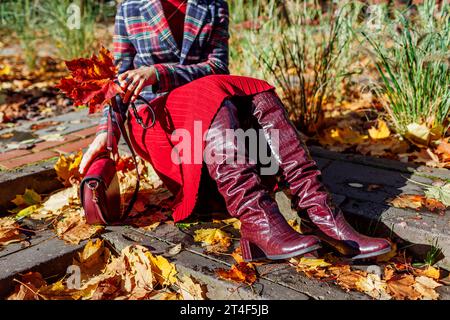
left=96, top=3, right=136, bottom=138
left=152, top=0, right=230, bottom=94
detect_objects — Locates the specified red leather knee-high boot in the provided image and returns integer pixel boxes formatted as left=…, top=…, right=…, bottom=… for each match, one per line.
left=251, top=91, right=391, bottom=259
left=205, top=99, right=321, bottom=262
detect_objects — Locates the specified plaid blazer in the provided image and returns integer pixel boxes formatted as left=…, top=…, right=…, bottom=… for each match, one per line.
left=97, top=0, right=230, bottom=134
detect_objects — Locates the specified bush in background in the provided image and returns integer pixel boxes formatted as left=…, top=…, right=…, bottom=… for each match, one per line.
left=364, top=0, right=449, bottom=145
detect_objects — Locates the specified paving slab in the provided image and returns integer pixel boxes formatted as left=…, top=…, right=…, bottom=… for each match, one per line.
left=0, top=159, right=63, bottom=213
left=309, top=145, right=450, bottom=180
left=342, top=199, right=450, bottom=270
left=320, top=159, right=445, bottom=205
left=0, top=232, right=85, bottom=297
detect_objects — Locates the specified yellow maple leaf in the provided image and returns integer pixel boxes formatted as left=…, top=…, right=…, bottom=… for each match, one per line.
left=368, top=119, right=391, bottom=140
left=414, top=266, right=441, bottom=280
left=405, top=123, right=441, bottom=146
left=54, top=151, right=83, bottom=186
left=121, top=245, right=155, bottom=293
left=149, top=253, right=177, bottom=286
left=33, top=186, right=78, bottom=219
left=288, top=219, right=302, bottom=233
left=331, top=127, right=368, bottom=145
left=291, top=257, right=331, bottom=270
left=194, top=228, right=231, bottom=252
left=231, top=247, right=244, bottom=264
left=0, top=65, right=11, bottom=77
left=73, top=239, right=110, bottom=279
left=16, top=205, right=40, bottom=220
left=221, top=218, right=241, bottom=230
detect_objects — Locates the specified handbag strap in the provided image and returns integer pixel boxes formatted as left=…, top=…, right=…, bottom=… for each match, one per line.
left=107, top=95, right=141, bottom=221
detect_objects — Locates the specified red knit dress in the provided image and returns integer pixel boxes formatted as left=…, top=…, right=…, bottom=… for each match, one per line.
left=126, top=2, right=276, bottom=222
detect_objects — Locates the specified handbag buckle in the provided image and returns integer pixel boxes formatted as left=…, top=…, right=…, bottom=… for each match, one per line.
left=87, top=181, right=99, bottom=190
left=131, top=102, right=156, bottom=129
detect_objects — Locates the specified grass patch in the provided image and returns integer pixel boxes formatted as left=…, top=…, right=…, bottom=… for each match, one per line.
left=363, top=0, right=450, bottom=142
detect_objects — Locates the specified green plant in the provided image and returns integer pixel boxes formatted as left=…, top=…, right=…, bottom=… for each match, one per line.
left=0, top=0, right=42, bottom=70
left=256, top=1, right=352, bottom=134
left=412, top=238, right=442, bottom=268
left=39, top=0, right=97, bottom=60
left=228, top=0, right=279, bottom=78
left=363, top=0, right=450, bottom=140
left=423, top=238, right=442, bottom=266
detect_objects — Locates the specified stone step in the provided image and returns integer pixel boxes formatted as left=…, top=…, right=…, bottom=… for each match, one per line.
left=0, top=230, right=85, bottom=297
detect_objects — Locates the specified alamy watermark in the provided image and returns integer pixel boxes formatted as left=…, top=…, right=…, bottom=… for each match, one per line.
left=67, top=3, right=81, bottom=30
left=169, top=121, right=280, bottom=176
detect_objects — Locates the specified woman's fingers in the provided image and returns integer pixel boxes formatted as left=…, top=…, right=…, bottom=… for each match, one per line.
left=131, top=80, right=145, bottom=103
left=79, top=146, right=100, bottom=175
left=118, top=69, right=150, bottom=103
left=124, top=76, right=140, bottom=103
left=118, top=72, right=131, bottom=89
left=79, top=134, right=107, bottom=175
left=79, top=148, right=94, bottom=175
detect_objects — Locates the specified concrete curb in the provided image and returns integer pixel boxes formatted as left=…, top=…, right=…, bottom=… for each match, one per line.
left=0, top=230, right=85, bottom=297
left=0, top=159, right=62, bottom=213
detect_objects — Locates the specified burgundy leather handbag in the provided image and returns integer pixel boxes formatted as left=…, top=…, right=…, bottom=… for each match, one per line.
left=80, top=94, right=155, bottom=225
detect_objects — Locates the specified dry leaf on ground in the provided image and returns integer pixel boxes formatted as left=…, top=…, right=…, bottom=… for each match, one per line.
left=73, top=239, right=110, bottom=279
left=357, top=273, right=391, bottom=300
left=194, top=228, right=232, bottom=253
left=0, top=217, right=25, bottom=247
left=386, top=274, right=422, bottom=300
left=129, top=211, right=168, bottom=231
left=7, top=272, right=47, bottom=300
left=216, top=262, right=257, bottom=285
left=389, top=194, right=446, bottom=213
left=54, top=208, right=103, bottom=244
left=149, top=254, right=178, bottom=286
left=424, top=183, right=450, bottom=207
left=54, top=151, right=83, bottom=186
left=368, top=119, right=391, bottom=140
left=413, top=266, right=440, bottom=280
left=31, top=185, right=78, bottom=219
left=177, top=275, right=207, bottom=300
left=389, top=194, right=427, bottom=209
left=412, top=276, right=442, bottom=300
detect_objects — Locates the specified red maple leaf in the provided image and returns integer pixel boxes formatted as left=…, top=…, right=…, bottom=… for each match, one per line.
left=56, top=47, right=122, bottom=113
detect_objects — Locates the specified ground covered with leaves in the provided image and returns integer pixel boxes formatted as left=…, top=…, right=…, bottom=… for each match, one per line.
left=1, top=151, right=449, bottom=300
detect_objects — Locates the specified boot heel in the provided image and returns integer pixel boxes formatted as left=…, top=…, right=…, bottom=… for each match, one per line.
left=240, top=239, right=266, bottom=262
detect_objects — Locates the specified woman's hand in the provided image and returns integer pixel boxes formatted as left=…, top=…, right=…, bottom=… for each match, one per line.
left=118, top=66, right=157, bottom=103
left=79, top=132, right=109, bottom=175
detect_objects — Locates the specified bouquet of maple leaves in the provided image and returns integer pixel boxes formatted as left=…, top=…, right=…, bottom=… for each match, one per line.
left=56, top=47, right=123, bottom=114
